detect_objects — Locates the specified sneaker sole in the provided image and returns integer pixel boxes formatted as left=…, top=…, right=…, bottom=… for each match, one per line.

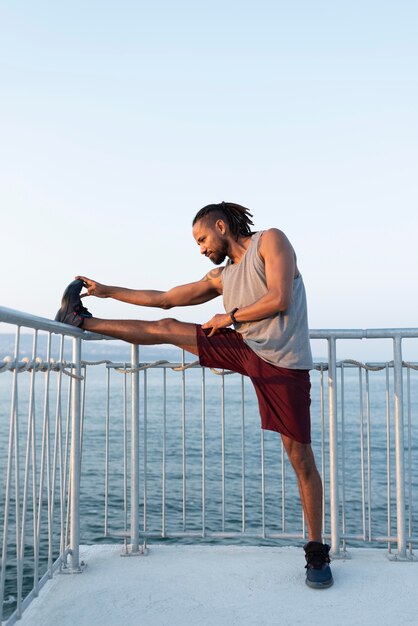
left=305, top=576, right=334, bottom=589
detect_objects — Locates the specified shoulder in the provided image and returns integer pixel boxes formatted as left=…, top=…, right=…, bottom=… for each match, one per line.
left=202, top=266, right=225, bottom=280
left=258, top=228, right=294, bottom=256
left=200, top=266, right=225, bottom=293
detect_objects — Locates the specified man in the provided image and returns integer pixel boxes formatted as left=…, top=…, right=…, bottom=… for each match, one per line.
left=55, top=201, right=333, bottom=588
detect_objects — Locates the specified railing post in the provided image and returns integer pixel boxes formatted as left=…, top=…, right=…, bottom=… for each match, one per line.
left=130, top=344, right=140, bottom=553
left=69, top=337, right=82, bottom=572
left=328, top=336, right=340, bottom=556
left=393, top=335, right=407, bottom=559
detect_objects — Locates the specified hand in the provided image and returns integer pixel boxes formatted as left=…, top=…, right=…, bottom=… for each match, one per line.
left=201, top=313, right=232, bottom=338
left=75, top=276, right=108, bottom=299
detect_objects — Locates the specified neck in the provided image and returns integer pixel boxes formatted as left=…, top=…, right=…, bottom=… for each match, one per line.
left=227, top=233, right=253, bottom=264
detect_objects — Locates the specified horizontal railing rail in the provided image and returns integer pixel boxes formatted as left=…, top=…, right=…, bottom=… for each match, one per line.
left=0, top=305, right=417, bottom=623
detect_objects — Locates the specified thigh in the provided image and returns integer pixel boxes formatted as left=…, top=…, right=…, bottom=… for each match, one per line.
left=196, top=326, right=253, bottom=375
left=248, top=363, right=311, bottom=443
left=156, top=318, right=200, bottom=355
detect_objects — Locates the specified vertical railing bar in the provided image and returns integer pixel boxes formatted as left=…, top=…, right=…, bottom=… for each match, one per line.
left=393, top=335, right=407, bottom=558
left=123, top=367, right=128, bottom=549
left=320, top=365, right=326, bottom=536
left=261, top=429, right=266, bottom=539
left=130, top=345, right=140, bottom=553
left=281, top=439, right=285, bottom=532
left=181, top=350, right=186, bottom=532
left=366, top=368, right=372, bottom=541
left=340, top=362, right=346, bottom=552
left=241, top=376, right=246, bottom=534
left=14, top=329, right=22, bottom=616
left=201, top=368, right=206, bottom=538
left=64, top=481, right=71, bottom=566
left=302, top=503, right=306, bottom=539
left=221, top=372, right=225, bottom=533
left=302, top=492, right=307, bottom=539
left=328, top=337, right=340, bottom=555
left=69, top=336, right=82, bottom=571
left=80, top=364, right=87, bottom=464
left=0, top=327, right=20, bottom=623
left=45, top=333, right=53, bottom=576
left=49, top=334, right=64, bottom=573
left=57, top=336, right=66, bottom=563
left=63, top=364, right=72, bottom=565
left=35, top=335, right=49, bottom=578
left=104, top=366, right=110, bottom=537
left=385, top=364, right=392, bottom=554
left=406, top=366, right=412, bottom=556
left=359, top=367, right=366, bottom=540
left=20, top=331, right=38, bottom=604
left=162, top=368, right=167, bottom=538
left=143, top=369, right=148, bottom=542
left=30, top=331, right=40, bottom=583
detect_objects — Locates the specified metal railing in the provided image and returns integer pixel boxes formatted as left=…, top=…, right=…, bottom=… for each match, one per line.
left=0, top=305, right=417, bottom=623
left=311, top=328, right=418, bottom=558
left=103, top=345, right=417, bottom=560
left=0, top=307, right=109, bottom=624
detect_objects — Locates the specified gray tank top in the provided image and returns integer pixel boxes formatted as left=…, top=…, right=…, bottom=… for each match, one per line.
left=222, top=231, right=313, bottom=370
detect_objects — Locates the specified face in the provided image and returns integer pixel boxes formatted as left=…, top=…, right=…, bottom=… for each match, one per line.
left=192, top=218, right=229, bottom=265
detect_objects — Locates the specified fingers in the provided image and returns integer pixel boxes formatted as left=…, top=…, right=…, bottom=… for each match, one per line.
left=75, top=276, right=95, bottom=298
left=202, top=321, right=217, bottom=330
left=202, top=313, right=230, bottom=337
left=202, top=317, right=217, bottom=330
left=202, top=314, right=227, bottom=337
left=202, top=321, right=218, bottom=337
left=75, top=275, right=90, bottom=285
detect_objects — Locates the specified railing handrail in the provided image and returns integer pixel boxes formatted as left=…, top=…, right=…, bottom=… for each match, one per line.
left=310, top=328, right=418, bottom=339
left=0, top=305, right=111, bottom=341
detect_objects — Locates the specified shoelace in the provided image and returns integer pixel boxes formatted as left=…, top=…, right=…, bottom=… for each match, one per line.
left=305, top=550, right=330, bottom=569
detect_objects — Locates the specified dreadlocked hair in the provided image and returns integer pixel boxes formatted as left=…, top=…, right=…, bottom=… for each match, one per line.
left=192, top=202, right=255, bottom=239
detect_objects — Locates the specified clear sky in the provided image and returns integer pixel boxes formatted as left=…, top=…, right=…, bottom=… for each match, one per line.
left=1, top=2, right=417, bottom=357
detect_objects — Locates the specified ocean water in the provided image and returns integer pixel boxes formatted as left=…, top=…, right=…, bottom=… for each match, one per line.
left=0, top=352, right=417, bottom=619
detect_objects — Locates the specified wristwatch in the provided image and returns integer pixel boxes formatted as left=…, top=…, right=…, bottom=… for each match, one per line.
left=229, top=307, right=239, bottom=325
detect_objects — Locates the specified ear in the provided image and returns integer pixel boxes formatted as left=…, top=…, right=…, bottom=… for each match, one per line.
left=215, top=219, right=227, bottom=235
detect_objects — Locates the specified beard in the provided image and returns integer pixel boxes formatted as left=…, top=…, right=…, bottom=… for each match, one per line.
left=208, top=240, right=229, bottom=265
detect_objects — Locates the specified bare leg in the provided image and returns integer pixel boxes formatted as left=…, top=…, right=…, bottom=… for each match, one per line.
left=281, top=435, right=323, bottom=542
left=83, top=317, right=200, bottom=356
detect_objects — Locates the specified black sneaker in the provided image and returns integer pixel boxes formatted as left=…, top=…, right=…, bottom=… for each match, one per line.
left=55, top=280, right=93, bottom=328
left=304, top=541, right=333, bottom=589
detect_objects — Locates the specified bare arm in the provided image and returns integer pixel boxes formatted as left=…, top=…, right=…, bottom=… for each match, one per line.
left=202, top=229, right=296, bottom=336
left=76, top=268, right=224, bottom=309
left=232, top=228, right=296, bottom=321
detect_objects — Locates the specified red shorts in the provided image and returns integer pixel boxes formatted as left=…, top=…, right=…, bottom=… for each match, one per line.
left=196, top=325, right=311, bottom=444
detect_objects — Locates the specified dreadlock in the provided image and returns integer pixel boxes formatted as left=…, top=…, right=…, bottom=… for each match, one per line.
left=192, top=202, right=255, bottom=239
